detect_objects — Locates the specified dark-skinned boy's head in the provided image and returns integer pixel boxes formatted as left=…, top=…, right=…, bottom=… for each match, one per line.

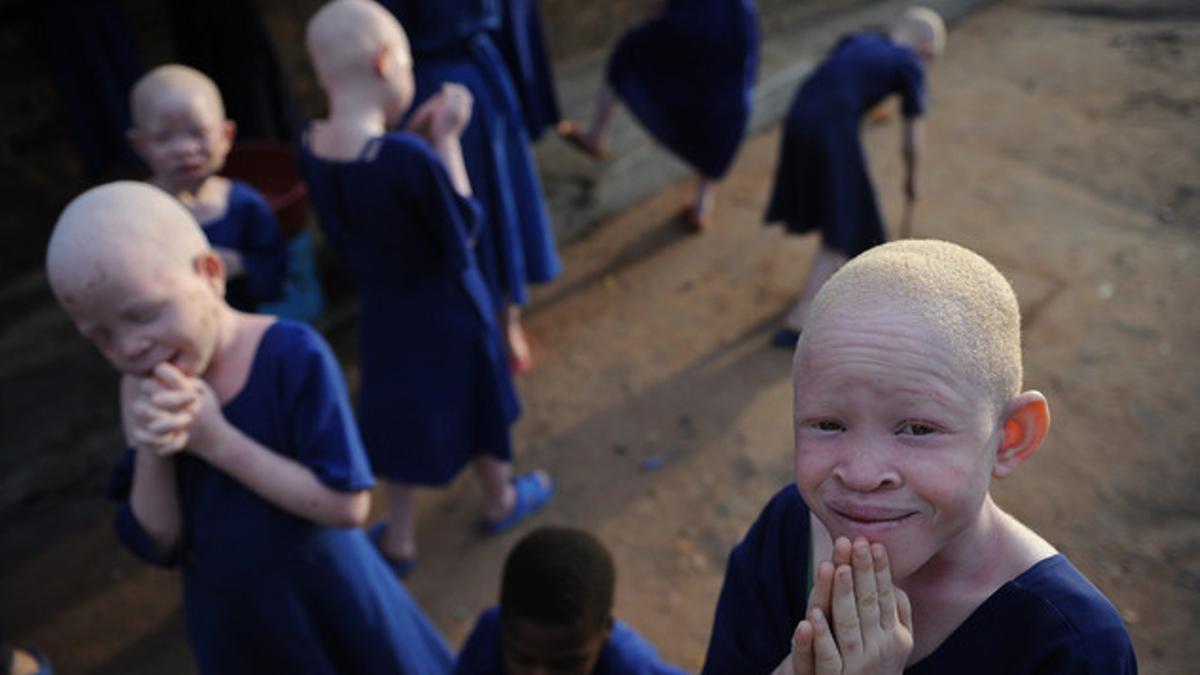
left=500, top=527, right=616, bottom=675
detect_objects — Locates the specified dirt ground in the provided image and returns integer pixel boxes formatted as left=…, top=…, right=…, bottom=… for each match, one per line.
left=1, top=0, right=1197, bottom=673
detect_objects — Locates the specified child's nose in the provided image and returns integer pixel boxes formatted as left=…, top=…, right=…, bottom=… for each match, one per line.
left=833, top=441, right=901, bottom=491
left=115, top=331, right=151, bottom=360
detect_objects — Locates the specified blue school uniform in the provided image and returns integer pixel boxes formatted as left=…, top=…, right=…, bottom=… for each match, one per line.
left=107, top=320, right=453, bottom=675
left=454, top=606, right=688, bottom=675
left=764, top=32, right=926, bottom=257
left=701, top=485, right=1138, bottom=674
left=200, top=180, right=287, bottom=312
left=492, top=0, right=561, bottom=141
left=607, top=0, right=759, bottom=179
left=379, top=0, right=561, bottom=310
left=299, top=131, right=519, bottom=486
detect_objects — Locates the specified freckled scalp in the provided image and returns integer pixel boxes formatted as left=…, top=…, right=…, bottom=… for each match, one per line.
left=797, top=239, right=1022, bottom=408
left=46, top=181, right=211, bottom=300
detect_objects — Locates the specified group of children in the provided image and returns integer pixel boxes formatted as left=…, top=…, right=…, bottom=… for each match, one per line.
left=38, top=0, right=1137, bottom=673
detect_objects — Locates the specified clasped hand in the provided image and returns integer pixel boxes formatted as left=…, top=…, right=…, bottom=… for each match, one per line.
left=790, top=537, right=913, bottom=675
left=122, top=362, right=224, bottom=457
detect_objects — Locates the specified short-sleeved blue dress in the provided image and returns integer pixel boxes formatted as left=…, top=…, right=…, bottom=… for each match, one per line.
left=107, top=320, right=453, bottom=674
left=378, top=0, right=560, bottom=310
left=200, top=180, right=287, bottom=312
left=299, top=131, right=519, bottom=486
left=454, top=606, right=689, bottom=675
left=607, top=0, right=759, bottom=180
left=701, top=485, right=1138, bottom=674
left=491, top=0, right=561, bottom=141
left=765, top=32, right=927, bottom=257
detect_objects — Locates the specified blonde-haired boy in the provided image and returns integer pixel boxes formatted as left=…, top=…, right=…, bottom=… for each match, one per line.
left=703, top=240, right=1135, bottom=674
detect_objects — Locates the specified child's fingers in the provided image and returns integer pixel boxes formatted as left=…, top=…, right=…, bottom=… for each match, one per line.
left=144, top=408, right=196, bottom=435
left=131, top=426, right=186, bottom=454
left=873, top=543, right=899, bottom=631
left=152, top=361, right=188, bottom=390
left=809, top=608, right=843, bottom=675
left=830, top=563, right=864, bottom=659
left=790, top=620, right=815, bottom=675
left=150, top=387, right=200, bottom=413
left=851, top=538, right=882, bottom=638
left=896, top=586, right=913, bottom=632
left=833, top=536, right=853, bottom=567
left=155, top=430, right=190, bottom=456
left=807, top=560, right=835, bottom=615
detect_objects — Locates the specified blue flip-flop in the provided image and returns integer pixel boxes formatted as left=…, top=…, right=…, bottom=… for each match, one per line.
left=368, top=522, right=417, bottom=578
left=483, top=472, right=554, bottom=534
left=771, top=328, right=801, bottom=349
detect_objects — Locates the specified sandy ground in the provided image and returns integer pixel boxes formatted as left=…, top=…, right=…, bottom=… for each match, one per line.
left=1, top=0, right=1197, bottom=673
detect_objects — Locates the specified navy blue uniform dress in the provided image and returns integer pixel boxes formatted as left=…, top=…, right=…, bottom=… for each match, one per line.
left=379, top=0, right=561, bottom=310
left=765, top=32, right=926, bottom=257
left=607, top=0, right=759, bottom=179
left=454, top=606, right=689, bottom=675
left=200, top=180, right=287, bottom=312
left=108, top=321, right=453, bottom=674
left=492, top=0, right=561, bottom=140
left=701, top=485, right=1138, bottom=674
left=300, top=131, right=519, bottom=486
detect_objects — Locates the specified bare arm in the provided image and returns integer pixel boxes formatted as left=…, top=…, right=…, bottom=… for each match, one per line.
left=121, top=377, right=184, bottom=556
left=434, top=135, right=472, bottom=197
left=901, top=117, right=923, bottom=202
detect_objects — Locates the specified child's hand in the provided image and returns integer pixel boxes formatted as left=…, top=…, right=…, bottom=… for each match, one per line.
left=406, top=83, right=474, bottom=142
left=121, top=364, right=201, bottom=456
left=166, top=368, right=231, bottom=462
left=791, top=538, right=913, bottom=675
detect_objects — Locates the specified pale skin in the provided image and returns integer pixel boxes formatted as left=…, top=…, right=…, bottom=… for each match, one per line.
left=128, top=67, right=246, bottom=278
left=777, top=301, right=1054, bottom=672
left=48, top=186, right=370, bottom=561
left=306, top=0, right=549, bottom=563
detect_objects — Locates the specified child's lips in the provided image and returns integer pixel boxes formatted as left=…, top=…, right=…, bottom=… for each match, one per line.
left=827, top=501, right=917, bottom=529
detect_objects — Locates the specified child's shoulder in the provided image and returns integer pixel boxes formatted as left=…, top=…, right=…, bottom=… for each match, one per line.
left=604, top=619, right=688, bottom=675
left=1005, top=555, right=1129, bottom=638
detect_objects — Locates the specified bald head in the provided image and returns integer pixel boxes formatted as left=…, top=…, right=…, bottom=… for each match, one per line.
left=307, top=0, right=410, bottom=87
left=130, top=64, right=224, bottom=130
left=47, top=182, right=211, bottom=303
left=797, top=239, right=1022, bottom=409
left=893, top=6, right=946, bottom=59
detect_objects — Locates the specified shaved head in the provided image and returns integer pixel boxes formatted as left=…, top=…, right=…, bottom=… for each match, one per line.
left=130, top=64, right=224, bottom=130
left=893, top=6, right=946, bottom=58
left=307, top=0, right=410, bottom=86
left=796, top=239, right=1022, bottom=409
left=47, top=181, right=211, bottom=304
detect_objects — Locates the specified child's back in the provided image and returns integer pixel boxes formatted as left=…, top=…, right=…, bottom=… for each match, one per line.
left=299, top=131, right=519, bottom=484
left=796, top=32, right=926, bottom=122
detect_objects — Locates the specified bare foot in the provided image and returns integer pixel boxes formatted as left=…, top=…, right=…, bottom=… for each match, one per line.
left=557, top=120, right=611, bottom=160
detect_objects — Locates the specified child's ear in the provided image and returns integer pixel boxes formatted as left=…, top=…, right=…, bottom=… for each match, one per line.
left=193, top=251, right=227, bottom=298
left=223, top=119, right=237, bottom=144
left=372, top=45, right=393, bottom=78
left=992, top=391, right=1051, bottom=479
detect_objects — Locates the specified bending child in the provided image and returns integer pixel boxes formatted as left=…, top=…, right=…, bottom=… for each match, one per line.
left=455, top=526, right=687, bottom=675
left=127, top=65, right=291, bottom=315
left=45, top=182, right=453, bottom=674
left=702, top=240, right=1136, bottom=674
left=300, top=0, right=553, bottom=576
left=557, top=0, right=759, bottom=231
left=766, top=7, right=945, bottom=348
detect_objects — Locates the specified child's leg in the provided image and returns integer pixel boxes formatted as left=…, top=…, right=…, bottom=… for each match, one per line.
left=504, top=304, right=533, bottom=373
left=379, top=481, right=418, bottom=561
left=685, top=175, right=717, bottom=231
left=558, top=86, right=617, bottom=159
left=783, top=244, right=847, bottom=331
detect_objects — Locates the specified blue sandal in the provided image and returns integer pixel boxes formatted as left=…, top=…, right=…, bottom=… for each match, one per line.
left=368, top=522, right=417, bottom=578
left=483, top=472, right=554, bottom=534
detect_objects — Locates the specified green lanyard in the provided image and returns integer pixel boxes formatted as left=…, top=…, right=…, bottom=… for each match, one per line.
left=806, top=533, right=816, bottom=598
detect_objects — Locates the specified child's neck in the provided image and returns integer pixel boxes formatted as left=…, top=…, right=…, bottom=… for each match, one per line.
left=310, top=94, right=390, bottom=161
left=202, top=306, right=274, bottom=404
left=900, top=497, right=1056, bottom=664
left=152, top=174, right=231, bottom=225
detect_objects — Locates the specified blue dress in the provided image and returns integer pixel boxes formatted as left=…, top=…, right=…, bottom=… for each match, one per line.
left=379, top=0, right=561, bottom=310
left=491, top=0, right=561, bottom=141
left=701, top=485, right=1138, bottom=674
left=454, top=606, right=689, bottom=675
left=299, top=131, right=519, bottom=486
left=607, top=0, right=759, bottom=180
left=200, top=180, right=287, bottom=312
left=107, top=320, right=454, bottom=674
left=764, top=32, right=926, bottom=257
